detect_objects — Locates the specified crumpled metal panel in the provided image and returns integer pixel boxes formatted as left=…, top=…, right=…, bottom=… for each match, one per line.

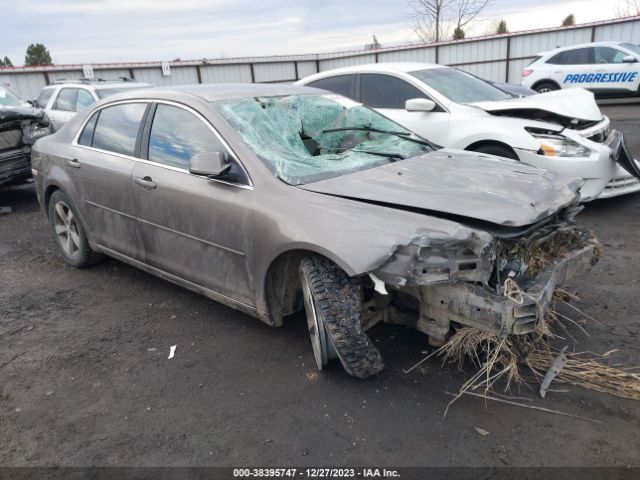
left=300, top=148, right=579, bottom=228
left=0, top=129, right=21, bottom=150
left=0, top=105, right=46, bottom=123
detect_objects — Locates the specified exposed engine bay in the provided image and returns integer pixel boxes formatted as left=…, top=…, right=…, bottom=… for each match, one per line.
left=361, top=209, right=600, bottom=347
left=0, top=105, right=50, bottom=186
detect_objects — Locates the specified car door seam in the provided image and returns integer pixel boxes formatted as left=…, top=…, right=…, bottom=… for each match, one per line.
left=85, top=200, right=245, bottom=256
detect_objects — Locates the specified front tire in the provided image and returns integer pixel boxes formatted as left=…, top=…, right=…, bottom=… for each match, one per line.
left=47, top=190, right=103, bottom=268
left=471, top=143, right=519, bottom=160
left=534, top=81, right=559, bottom=93
left=299, top=255, right=384, bottom=379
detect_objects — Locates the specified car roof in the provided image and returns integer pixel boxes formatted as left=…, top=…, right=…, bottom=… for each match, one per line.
left=91, top=81, right=152, bottom=90
left=299, top=62, right=444, bottom=81
left=538, top=41, right=629, bottom=56
left=44, top=80, right=152, bottom=90
left=107, top=83, right=326, bottom=102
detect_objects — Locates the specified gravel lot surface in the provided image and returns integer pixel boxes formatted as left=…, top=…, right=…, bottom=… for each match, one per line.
left=1, top=106, right=639, bottom=467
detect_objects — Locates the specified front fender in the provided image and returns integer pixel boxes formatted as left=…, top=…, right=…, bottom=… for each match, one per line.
left=251, top=186, right=488, bottom=316
left=449, top=116, right=562, bottom=152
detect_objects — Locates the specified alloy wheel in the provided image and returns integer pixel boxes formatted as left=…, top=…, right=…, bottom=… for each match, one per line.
left=52, top=201, right=81, bottom=258
left=301, top=277, right=338, bottom=370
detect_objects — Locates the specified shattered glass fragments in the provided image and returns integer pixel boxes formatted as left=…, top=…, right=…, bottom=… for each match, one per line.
left=215, top=94, right=430, bottom=184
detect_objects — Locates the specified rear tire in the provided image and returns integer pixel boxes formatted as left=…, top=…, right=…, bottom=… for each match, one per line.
left=47, top=190, right=104, bottom=268
left=534, top=81, right=559, bottom=93
left=299, top=255, right=384, bottom=379
left=470, top=143, right=519, bottom=160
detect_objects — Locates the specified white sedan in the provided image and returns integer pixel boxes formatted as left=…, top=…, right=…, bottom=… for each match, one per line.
left=296, top=62, right=640, bottom=201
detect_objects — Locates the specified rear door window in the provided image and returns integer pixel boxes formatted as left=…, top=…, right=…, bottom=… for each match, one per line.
left=91, top=103, right=147, bottom=156
left=307, top=75, right=356, bottom=99
left=547, top=48, right=593, bottom=65
left=360, top=74, right=427, bottom=109
left=76, top=89, right=95, bottom=110
left=54, top=88, right=78, bottom=111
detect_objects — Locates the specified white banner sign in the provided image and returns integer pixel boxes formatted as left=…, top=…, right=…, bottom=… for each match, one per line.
left=82, top=64, right=94, bottom=79
left=161, top=62, right=171, bottom=77
left=0, top=75, right=11, bottom=89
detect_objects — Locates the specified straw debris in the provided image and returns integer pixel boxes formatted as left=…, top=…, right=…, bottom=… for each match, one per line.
left=438, top=286, right=640, bottom=409
left=433, top=229, right=636, bottom=408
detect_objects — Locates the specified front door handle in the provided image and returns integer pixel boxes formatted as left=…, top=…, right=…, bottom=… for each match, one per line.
left=67, top=158, right=81, bottom=169
left=134, top=176, right=157, bottom=189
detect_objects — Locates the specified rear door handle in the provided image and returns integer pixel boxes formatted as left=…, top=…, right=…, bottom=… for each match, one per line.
left=67, top=158, right=81, bottom=169
left=134, top=176, right=157, bottom=189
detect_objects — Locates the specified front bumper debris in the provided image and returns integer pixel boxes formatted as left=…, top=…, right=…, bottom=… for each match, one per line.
left=606, top=129, right=640, bottom=181
left=414, top=241, right=599, bottom=344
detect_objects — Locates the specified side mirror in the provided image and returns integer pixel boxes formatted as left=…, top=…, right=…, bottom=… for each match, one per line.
left=189, top=152, right=231, bottom=178
left=623, top=55, right=637, bottom=63
left=405, top=98, right=436, bottom=112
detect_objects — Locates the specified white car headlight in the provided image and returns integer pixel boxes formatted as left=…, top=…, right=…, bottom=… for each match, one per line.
left=531, top=133, right=591, bottom=158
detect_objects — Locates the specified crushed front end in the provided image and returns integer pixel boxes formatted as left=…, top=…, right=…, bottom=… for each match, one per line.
left=368, top=208, right=600, bottom=346
left=0, top=107, right=50, bottom=187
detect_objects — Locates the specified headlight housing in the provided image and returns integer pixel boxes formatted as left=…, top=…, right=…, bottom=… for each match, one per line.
left=528, top=131, right=591, bottom=158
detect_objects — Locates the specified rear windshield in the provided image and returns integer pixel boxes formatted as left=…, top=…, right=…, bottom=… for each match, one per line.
left=36, top=88, right=55, bottom=108
left=527, top=56, right=542, bottom=66
left=410, top=68, right=513, bottom=104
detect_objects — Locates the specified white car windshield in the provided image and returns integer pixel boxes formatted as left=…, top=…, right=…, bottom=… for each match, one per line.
left=410, top=68, right=514, bottom=104
left=621, top=43, right=640, bottom=56
left=0, top=86, right=27, bottom=107
left=214, top=94, right=434, bottom=185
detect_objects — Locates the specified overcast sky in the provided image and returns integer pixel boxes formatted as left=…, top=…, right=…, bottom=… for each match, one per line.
left=0, top=0, right=623, bottom=65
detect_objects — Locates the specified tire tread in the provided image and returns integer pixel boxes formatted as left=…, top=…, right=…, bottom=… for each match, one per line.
left=300, top=255, right=384, bottom=379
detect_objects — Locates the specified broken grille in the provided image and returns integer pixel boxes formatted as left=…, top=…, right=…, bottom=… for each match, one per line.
left=0, top=129, right=22, bottom=151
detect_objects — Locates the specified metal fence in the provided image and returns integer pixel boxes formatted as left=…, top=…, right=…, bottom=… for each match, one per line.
left=2, top=16, right=640, bottom=99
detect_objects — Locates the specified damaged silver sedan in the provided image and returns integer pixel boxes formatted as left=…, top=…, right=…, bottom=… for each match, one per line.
left=31, top=84, right=599, bottom=378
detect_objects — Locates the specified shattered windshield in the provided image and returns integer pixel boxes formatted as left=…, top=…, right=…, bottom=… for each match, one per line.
left=0, top=87, right=26, bottom=107
left=410, top=68, right=514, bottom=104
left=214, top=94, right=433, bottom=185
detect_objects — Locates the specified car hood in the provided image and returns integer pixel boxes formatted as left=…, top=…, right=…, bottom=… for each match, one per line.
left=470, top=88, right=602, bottom=125
left=0, top=105, right=46, bottom=123
left=298, top=149, right=579, bottom=228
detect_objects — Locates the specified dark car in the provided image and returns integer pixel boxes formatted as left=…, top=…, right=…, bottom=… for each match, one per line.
left=31, top=84, right=598, bottom=378
left=1, top=86, right=50, bottom=186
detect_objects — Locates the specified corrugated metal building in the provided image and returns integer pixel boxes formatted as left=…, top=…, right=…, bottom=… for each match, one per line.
left=2, top=16, right=640, bottom=99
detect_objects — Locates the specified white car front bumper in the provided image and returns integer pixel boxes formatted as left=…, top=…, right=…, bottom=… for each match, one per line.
left=515, top=144, right=616, bottom=202
left=597, top=165, right=640, bottom=199
left=515, top=118, right=640, bottom=202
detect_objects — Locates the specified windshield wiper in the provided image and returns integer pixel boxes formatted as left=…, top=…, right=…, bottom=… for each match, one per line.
left=356, top=150, right=405, bottom=162
left=322, top=125, right=435, bottom=148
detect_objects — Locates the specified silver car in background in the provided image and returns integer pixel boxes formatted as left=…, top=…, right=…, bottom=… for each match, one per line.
left=31, top=84, right=598, bottom=378
left=36, top=78, right=152, bottom=131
